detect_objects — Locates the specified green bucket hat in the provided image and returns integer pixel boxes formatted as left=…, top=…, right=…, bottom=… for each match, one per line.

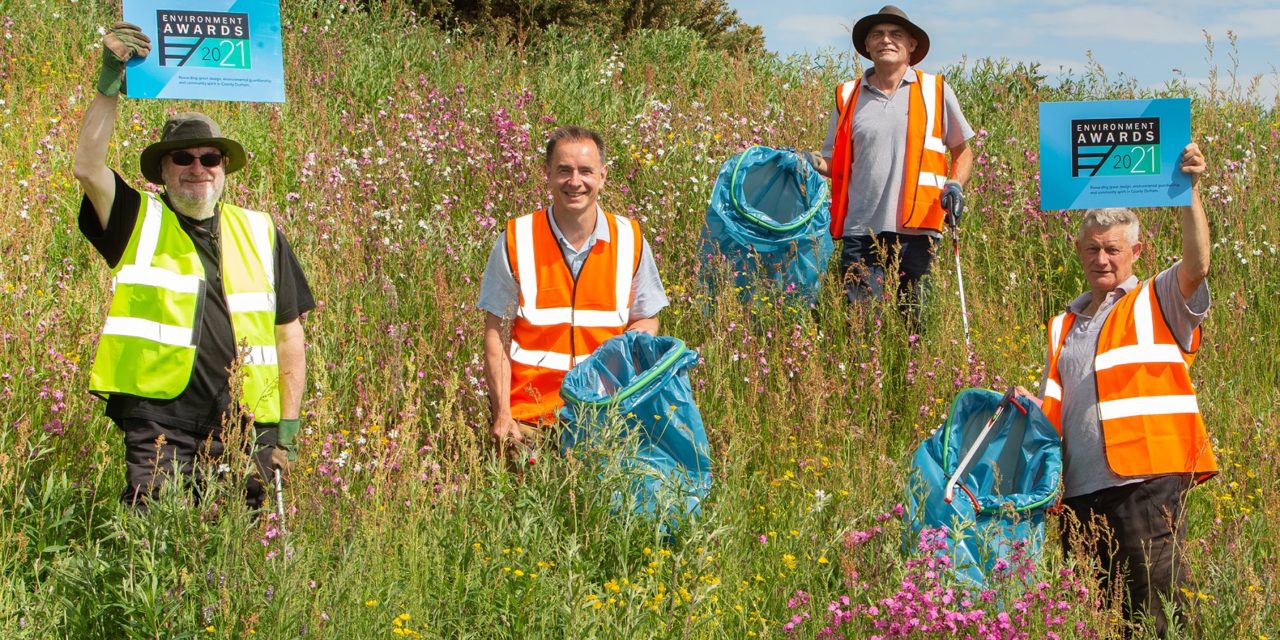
left=851, top=5, right=930, bottom=66
left=139, top=112, right=247, bottom=184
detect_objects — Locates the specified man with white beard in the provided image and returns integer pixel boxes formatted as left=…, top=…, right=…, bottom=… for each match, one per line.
left=72, top=23, right=314, bottom=508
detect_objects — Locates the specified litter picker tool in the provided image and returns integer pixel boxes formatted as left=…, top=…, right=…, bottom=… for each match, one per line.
left=274, top=468, right=286, bottom=521
left=947, top=202, right=972, bottom=349
left=943, top=386, right=1028, bottom=508
left=905, top=387, right=1062, bottom=585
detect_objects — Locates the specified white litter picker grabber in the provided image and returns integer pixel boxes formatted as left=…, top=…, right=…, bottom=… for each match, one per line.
left=943, top=386, right=1028, bottom=508
left=946, top=197, right=972, bottom=349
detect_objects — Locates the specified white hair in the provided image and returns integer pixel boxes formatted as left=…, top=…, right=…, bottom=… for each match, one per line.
left=1078, top=208, right=1139, bottom=244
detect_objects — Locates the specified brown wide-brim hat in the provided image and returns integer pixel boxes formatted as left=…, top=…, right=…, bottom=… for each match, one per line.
left=139, top=112, right=247, bottom=184
left=851, top=5, right=930, bottom=66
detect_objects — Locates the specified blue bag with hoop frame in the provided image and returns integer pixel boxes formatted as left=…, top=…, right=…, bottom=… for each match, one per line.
left=700, top=145, right=833, bottom=306
left=559, top=332, right=712, bottom=531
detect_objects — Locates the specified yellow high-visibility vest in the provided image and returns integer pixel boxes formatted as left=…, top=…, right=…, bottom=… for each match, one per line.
left=89, top=193, right=282, bottom=423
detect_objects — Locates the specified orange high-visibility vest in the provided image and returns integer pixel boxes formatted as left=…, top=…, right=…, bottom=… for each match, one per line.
left=505, top=209, right=642, bottom=423
left=829, top=69, right=950, bottom=238
left=1042, top=279, right=1217, bottom=483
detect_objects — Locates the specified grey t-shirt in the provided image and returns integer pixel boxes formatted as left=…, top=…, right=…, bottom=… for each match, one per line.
left=476, top=207, right=669, bottom=321
left=1040, top=265, right=1210, bottom=498
left=821, top=68, right=974, bottom=238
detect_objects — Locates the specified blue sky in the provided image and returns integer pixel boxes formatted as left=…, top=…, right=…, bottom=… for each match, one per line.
left=728, top=1, right=1280, bottom=105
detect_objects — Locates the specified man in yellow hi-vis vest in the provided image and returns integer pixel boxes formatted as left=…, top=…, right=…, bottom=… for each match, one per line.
left=72, top=24, right=314, bottom=508
left=807, top=5, right=974, bottom=332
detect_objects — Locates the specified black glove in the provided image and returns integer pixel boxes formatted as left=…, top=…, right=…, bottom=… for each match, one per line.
left=940, top=181, right=964, bottom=227
left=798, top=150, right=821, bottom=170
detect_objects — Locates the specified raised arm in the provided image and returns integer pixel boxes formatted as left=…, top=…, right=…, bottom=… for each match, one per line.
left=73, top=93, right=120, bottom=229
left=72, top=23, right=151, bottom=230
left=1176, top=143, right=1210, bottom=300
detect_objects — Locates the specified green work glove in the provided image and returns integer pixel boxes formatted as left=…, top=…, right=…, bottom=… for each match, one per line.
left=276, top=417, right=301, bottom=463
left=97, top=21, right=152, bottom=97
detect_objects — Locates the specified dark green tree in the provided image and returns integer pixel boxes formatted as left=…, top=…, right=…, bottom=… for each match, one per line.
left=415, top=0, right=764, bottom=54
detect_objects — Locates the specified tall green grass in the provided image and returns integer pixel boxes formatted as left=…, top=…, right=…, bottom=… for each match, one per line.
left=1, top=0, right=1277, bottom=637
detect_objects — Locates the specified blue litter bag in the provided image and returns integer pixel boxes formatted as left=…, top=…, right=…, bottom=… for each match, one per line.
left=906, top=388, right=1062, bottom=586
left=700, top=146, right=833, bottom=305
left=559, top=332, right=712, bottom=529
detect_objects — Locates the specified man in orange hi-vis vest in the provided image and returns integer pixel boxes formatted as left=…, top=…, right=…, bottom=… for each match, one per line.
left=806, top=5, right=974, bottom=332
left=477, top=126, right=669, bottom=458
left=1018, top=144, right=1213, bottom=637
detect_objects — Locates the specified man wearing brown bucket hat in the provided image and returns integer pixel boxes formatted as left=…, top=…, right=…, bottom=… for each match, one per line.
left=71, top=23, right=314, bottom=509
left=808, top=5, right=974, bottom=333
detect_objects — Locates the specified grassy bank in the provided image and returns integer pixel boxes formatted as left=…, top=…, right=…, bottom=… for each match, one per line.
left=1, top=1, right=1277, bottom=637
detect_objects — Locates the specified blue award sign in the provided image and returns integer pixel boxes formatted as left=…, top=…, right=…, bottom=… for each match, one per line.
left=122, top=0, right=285, bottom=102
left=1039, top=98, right=1191, bottom=210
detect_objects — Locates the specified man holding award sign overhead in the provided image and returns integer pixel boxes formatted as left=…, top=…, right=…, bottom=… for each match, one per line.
left=72, top=21, right=313, bottom=509
left=1020, top=129, right=1215, bottom=634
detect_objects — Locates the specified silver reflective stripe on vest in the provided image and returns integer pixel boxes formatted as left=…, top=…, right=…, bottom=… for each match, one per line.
left=510, top=344, right=576, bottom=371
left=1049, top=314, right=1067, bottom=353
left=839, top=80, right=857, bottom=108
left=518, top=308, right=629, bottom=327
left=227, top=292, right=277, bottom=313
left=102, top=316, right=194, bottom=346
left=1095, top=343, right=1187, bottom=371
left=1097, top=394, right=1200, bottom=421
left=612, top=217, right=635, bottom=321
left=514, top=214, right=539, bottom=312
left=113, top=265, right=203, bottom=294
left=1133, top=281, right=1155, bottom=344
left=918, top=72, right=947, bottom=154
left=917, top=172, right=949, bottom=188
left=246, top=209, right=275, bottom=288
left=1043, top=378, right=1063, bottom=401
left=244, top=345, right=279, bottom=366
left=134, top=195, right=163, bottom=266
left=1044, top=314, right=1068, bottom=402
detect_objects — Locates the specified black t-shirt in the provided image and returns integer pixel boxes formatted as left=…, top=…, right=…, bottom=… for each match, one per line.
left=79, top=172, right=316, bottom=434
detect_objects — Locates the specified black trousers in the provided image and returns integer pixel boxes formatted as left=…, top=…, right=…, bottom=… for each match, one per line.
left=1060, top=475, right=1193, bottom=638
left=839, top=233, right=937, bottom=331
left=120, top=418, right=278, bottom=509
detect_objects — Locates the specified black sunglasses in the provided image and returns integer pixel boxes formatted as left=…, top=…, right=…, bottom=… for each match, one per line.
left=169, top=151, right=226, bottom=168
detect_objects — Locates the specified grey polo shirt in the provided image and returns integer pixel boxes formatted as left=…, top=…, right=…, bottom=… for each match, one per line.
left=476, top=206, right=669, bottom=321
left=821, top=67, right=974, bottom=239
left=1039, top=265, right=1210, bottom=498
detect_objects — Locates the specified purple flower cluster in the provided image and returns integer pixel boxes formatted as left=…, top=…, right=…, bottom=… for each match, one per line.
left=784, top=510, right=1097, bottom=639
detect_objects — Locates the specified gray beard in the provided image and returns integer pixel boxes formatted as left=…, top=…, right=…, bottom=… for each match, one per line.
left=168, top=190, right=221, bottom=221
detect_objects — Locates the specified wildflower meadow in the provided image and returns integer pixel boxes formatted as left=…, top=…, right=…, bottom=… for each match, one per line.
left=1, top=1, right=1278, bottom=638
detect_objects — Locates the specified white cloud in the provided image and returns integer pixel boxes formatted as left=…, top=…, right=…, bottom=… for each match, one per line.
left=1027, top=5, right=1204, bottom=44
left=1212, top=10, right=1280, bottom=38
left=774, top=14, right=852, bottom=42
